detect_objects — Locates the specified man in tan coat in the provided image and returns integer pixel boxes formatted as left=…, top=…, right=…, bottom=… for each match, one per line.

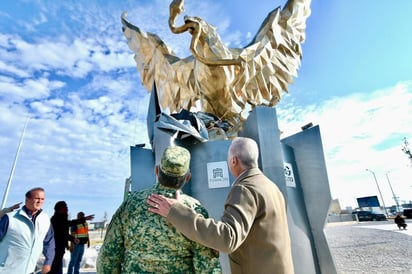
left=148, top=137, right=294, bottom=274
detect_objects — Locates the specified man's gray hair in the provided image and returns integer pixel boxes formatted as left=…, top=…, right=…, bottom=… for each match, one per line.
left=230, top=137, right=259, bottom=168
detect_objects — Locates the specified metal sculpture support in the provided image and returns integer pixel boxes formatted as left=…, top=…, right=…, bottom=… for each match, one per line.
left=129, top=107, right=338, bottom=273
left=124, top=1, right=337, bottom=273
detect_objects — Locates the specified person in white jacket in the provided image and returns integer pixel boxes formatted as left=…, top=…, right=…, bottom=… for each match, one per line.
left=0, top=187, right=55, bottom=274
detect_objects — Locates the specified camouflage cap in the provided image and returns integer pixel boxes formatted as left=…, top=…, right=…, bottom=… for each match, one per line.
left=160, top=146, right=190, bottom=177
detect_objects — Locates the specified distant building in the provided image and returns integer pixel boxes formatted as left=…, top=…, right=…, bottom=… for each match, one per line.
left=90, top=221, right=106, bottom=230
left=402, top=202, right=412, bottom=209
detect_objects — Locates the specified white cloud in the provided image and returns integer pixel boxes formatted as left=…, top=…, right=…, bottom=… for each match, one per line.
left=278, top=81, right=412, bottom=208
left=1, top=27, right=133, bottom=79
left=0, top=59, right=30, bottom=78
left=0, top=75, right=65, bottom=102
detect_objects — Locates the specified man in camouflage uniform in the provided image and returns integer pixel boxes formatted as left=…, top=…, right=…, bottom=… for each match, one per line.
left=96, top=146, right=222, bottom=273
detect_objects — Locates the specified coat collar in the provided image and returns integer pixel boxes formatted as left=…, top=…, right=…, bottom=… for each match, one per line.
left=233, top=167, right=262, bottom=185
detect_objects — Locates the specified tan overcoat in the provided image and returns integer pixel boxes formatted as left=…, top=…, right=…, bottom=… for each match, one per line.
left=168, top=167, right=294, bottom=274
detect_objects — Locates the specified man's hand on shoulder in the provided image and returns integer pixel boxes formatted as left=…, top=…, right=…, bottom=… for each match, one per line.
left=147, top=192, right=180, bottom=218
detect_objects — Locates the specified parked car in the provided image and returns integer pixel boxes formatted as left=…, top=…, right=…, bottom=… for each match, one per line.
left=352, top=210, right=387, bottom=221
left=403, top=209, right=412, bottom=219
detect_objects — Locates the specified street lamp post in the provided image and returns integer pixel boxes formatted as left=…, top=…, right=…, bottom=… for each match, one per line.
left=366, top=169, right=389, bottom=217
left=1, top=117, right=30, bottom=209
left=385, top=172, right=400, bottom=213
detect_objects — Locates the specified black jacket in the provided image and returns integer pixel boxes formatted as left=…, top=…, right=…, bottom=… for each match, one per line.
left=50, top=213, right=85, bottom=249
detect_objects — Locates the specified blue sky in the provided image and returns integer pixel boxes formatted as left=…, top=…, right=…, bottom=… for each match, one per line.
left=0, top=0, right=411, bottom=221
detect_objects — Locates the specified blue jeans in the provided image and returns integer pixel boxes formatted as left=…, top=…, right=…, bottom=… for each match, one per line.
left=67, top=244, right=85, bottom=274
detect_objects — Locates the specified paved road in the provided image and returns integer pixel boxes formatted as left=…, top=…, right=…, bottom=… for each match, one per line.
left=77, top=220, right=411, bottom=274
left=325, top=219, right=412, bottom=274
left=328, top=219, right=411, bottom=235
left=360, top=222, right=411, bottom=235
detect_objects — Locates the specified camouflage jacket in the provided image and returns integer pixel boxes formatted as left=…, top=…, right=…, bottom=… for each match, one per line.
left=96, top=184, right=222, bottom=274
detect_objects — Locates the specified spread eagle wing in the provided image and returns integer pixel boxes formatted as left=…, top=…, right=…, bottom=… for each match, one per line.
left=121, top=0, right=311, bottom=131
left=121, top=12, right=198, bottom=113
left=233, top=0, right=311, bottom=108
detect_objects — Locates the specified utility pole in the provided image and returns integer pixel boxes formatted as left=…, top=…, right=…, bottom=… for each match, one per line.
left=366, top=169, right=389, bottom=217
left=1, top=117, right=30, bottom=209
left=385, top=172, right=400, bottom=213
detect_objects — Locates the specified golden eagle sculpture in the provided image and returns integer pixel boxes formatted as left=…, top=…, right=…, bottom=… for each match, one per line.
left=121, top=0, right=311, bottom=132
